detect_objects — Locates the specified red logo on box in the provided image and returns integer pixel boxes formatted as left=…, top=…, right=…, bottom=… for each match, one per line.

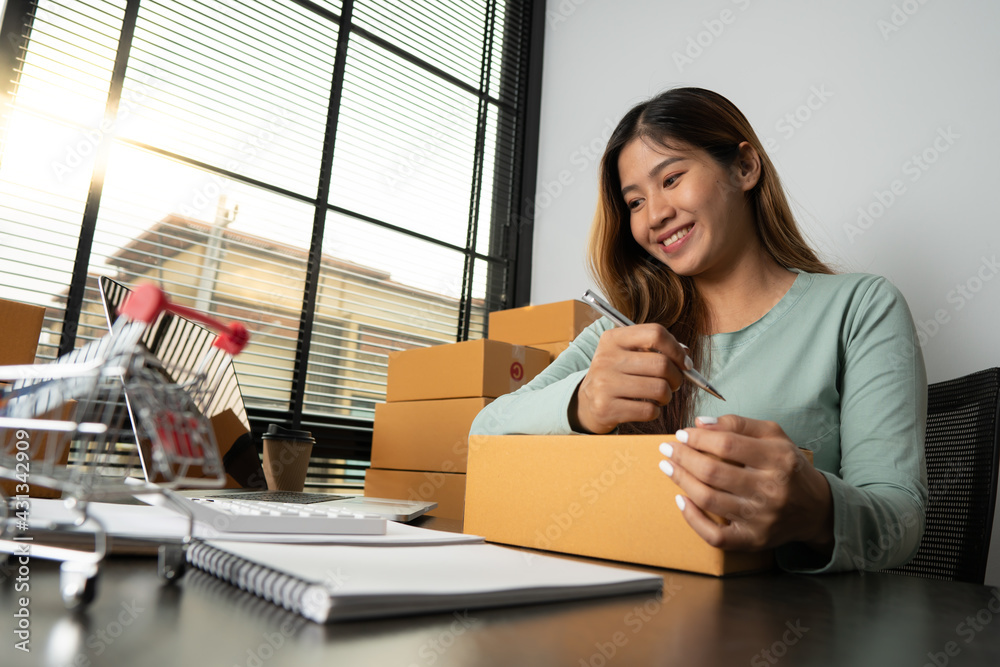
left=510, top=362, right=524, bottom=381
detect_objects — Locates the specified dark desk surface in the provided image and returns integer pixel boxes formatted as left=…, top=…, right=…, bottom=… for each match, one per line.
left=4, top=517, right=1000, bottom=667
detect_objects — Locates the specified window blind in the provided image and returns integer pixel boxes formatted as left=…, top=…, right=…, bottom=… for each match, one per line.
left=0, top=0, right=542, bottom=492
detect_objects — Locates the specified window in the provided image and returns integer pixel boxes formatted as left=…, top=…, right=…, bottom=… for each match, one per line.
left=0, top=0, right=542, bottom=490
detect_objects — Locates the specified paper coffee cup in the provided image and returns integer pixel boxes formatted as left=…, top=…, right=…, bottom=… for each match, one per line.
left=261, top=424, right=315, bottom=492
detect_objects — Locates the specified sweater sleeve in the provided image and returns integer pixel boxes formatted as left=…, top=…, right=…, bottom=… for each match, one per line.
left=469, top=318, right=614, bottom=436
left=776, top=277, right=928, bottom=573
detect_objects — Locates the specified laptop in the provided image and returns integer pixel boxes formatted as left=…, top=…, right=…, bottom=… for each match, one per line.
left=98, top=276, right=435, bottom=522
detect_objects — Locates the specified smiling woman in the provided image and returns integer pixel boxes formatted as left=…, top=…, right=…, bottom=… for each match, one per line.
left=471, top=87, right=928, bottom=575
left=589, top=88, right=834, bottom=434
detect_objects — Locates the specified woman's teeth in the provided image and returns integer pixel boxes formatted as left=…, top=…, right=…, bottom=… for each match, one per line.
left=662, top=226, right=691, bottom=247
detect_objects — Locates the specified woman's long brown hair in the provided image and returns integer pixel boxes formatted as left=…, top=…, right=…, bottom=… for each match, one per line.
left=587, top=88, right=833, bottom=433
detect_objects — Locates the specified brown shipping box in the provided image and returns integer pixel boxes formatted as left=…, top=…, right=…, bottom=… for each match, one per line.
left=209, top=408, right=251, bottom=489
left=528, top=341, right=571, bottom=363
left=364, top=468, right=466, bottom=520
left=371, top=398, right=491, bottom=473
left=488, top=300, right=601, bottom=346
left=385, top=339, right=549, bottom=402
left=0, top=401, right=76, bottom=499
left=0, top=297, right=46, bottom=366
left=464, top=434, right=778, bottom=576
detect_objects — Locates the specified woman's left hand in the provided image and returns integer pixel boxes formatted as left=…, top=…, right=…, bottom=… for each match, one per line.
left=660, top=414, right=834, bottom=555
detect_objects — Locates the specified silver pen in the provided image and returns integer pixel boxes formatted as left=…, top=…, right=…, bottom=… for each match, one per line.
left=581, top=289, right=725, bottom=401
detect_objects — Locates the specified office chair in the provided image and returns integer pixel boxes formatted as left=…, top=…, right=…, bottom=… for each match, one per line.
left=884, top=367, right=1000, bottom=583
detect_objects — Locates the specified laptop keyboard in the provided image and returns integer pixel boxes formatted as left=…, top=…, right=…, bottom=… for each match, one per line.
left=202, top=491, right=351, bottom=505
left=185, top=497, right=387, bottom=535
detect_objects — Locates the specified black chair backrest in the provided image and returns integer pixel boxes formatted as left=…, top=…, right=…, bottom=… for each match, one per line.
left=886, top=367, right=1000, bottom=583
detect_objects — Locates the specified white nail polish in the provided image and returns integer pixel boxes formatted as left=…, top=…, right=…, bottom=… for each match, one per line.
left=675, top=429, right=688, bottom=444
left=659, top=459, right=674, bottom=477
left=679, top=343, right=689, bottom=350
left=696, top=415, right=718, bottom=425
left=659, top=442, right=673, bottom=457
left=675, top=495, right=686, bottom=511
left=684, top=355, right=694, bottom=370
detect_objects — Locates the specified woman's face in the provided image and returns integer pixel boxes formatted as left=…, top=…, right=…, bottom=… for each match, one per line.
left=618, top=137, right=759, bottom=280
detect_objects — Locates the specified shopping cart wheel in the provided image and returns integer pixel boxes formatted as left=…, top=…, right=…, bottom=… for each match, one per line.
left=60, top=561, right=99, bottom=609
left=158, top=543, right=187, bottom=582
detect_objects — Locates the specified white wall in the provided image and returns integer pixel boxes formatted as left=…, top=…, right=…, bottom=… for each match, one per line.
left=533, top=0, right=1000, bottom=583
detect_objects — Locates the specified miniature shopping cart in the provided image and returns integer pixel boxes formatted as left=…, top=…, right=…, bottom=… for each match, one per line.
left=0, top=284, right=249, bottom=608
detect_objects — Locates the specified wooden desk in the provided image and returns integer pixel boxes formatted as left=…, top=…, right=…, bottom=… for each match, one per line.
left=4, top=517, right=1000, bottom=667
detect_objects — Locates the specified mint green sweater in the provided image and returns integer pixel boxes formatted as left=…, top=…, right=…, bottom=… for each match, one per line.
left=470, top=273, right=928, bottom=573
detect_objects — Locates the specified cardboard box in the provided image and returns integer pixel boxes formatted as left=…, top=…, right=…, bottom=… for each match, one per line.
left=1, top=401, right=75, bottom=499
left=529, top=341, right=571, bottom=363
left=386, top=339, right=549, bottom=402
left=210, top=408, right=250, bottom=489
left=364, top=468, right=466, bottom=520
left=0, top=298, right=45, bottom=366
left=372, top=398, right=491, bottom=473
left=464, top=434, right=777, bottom=576
left=488, top=300, right=601, bottom=346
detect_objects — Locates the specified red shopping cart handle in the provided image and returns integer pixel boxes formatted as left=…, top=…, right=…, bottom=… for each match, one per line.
left=119, top=283, right=250, bottom=355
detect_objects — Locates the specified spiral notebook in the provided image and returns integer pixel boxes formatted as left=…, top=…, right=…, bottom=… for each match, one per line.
left=187, top=539, right=663, bottom=623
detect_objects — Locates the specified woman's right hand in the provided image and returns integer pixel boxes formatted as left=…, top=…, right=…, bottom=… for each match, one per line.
left=570, top=323, right=691, bottom=434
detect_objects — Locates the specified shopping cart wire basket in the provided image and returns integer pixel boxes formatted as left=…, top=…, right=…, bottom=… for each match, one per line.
left=0, top=283, right=250, bottom=607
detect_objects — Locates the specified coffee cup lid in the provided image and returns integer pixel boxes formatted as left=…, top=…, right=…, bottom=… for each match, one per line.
left=263, top=423, right=315, bottom=443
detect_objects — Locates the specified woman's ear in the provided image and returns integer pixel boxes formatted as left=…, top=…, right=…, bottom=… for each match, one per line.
left=733, top=141, right=762, bottom=191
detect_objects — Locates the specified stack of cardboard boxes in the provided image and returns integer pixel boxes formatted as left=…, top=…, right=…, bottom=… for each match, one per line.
left=365, top=339, right=549, bottom=518
left=365, top=300, right=601, bottom=519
